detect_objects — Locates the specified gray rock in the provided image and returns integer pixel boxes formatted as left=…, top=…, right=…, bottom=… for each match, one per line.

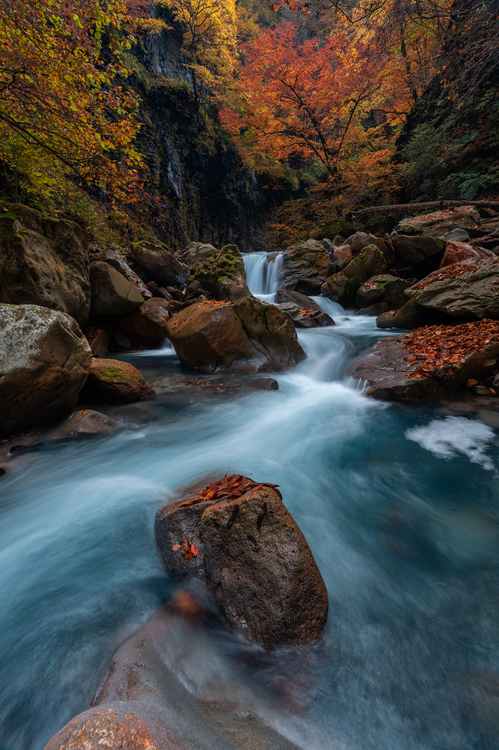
left=391, top=235, right=445, bottom=265
left=100, top=248, right=153, bottom=299
left=0, top=304, right=91, bottom=438
left=405, top=257, right=499, bottom=319
left=281, top=239, right=334, bottom=295
left=356, top=274, right=413, bottom=309
left=131, top=242, right=190, bottom=287
left=322, top=245, right=387, bottom=305
left=0, top=205, right=90, bottom=326
left=439, top=227, right=471, bottom=242
left=50, top=409, right=117, bottom=441
left=376, top=299, right=429, bottom=329
left=90, top=262, right=144, bottom=317
left=182, top=242, right=250, bottom=301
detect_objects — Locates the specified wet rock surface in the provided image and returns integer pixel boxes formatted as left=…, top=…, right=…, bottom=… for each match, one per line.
left=80, top=358, right=155, bottom=403
left=120, top=297, right=171, bottom=348
left=321, top=245, right=387, bottom=305
left=44, top=610, right=303, bottom=750
left=155, top=476, right=328, bottom=650
left=166, top=298, right=305, bottom=374
left=49, top=409, right=117, bottom=441
left=281, top=239, right=334, bottom=295
left=274, top=289, right=334, bottom=327
left=356, top=274, right=413, bottom=310
left=0, top=304, right=92, bottom=439
left=405, top=257, right=499, bottom=319
left=0, top=205, right=90, bottom=326
left=349, top=319, right=499, bottom=402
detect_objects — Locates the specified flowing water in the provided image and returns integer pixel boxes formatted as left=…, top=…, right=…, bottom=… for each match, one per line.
left=1, top=253, right=499, bottom=749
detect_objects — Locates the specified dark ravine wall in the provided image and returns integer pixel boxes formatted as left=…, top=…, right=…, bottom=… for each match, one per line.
left=129, top=28, right=263, bottom=253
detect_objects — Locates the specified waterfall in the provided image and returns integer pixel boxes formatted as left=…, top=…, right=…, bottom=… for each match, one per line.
left=243, top=251, right=284, bottom=300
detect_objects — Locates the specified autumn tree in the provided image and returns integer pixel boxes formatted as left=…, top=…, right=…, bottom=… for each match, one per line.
left=156, top=0, right=237, bottom=108
left=0, top=0, right=145, bottom=204
left=221, top=22, right=400, bottom=200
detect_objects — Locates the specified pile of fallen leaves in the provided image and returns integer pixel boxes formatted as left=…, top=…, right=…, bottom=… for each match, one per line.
left=411, top=257, right=499, bottom=290
left=178, top=474, right=281, bottom=509
left=404, top=319, right=499, bottom=380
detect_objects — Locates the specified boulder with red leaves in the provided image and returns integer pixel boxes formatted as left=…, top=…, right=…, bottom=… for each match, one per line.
left=405, top=257, right=499, bottom=320
left=349, top=319, right=499, bottom=402
left=155, top=475, right=328, bottom=650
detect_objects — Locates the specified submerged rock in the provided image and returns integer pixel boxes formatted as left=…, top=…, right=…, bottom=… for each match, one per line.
left=166, top=297, right=305, bottom=373
left=0, top=304, right=91, bottom=439
left=50, top=409, right=117, bottom=441
left=80, top=358, right=154, bottom=403
left=274, top=289, right=334, bottom=327
left=44, top=609, right=303, bottom=750
left=0, top=205, right=90, bottom=326
left=349, top=319, right=499, bottom=402
left=155, top=476, right=328, bottom=649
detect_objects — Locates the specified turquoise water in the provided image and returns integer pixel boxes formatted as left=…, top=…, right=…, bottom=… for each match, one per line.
left=0, top=256, right=499, bottom=749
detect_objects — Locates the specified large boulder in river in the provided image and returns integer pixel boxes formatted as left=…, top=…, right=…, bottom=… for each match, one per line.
left=0, top=304, right=91, bottom=438
left=344, top=232, right=395, bottom=265
left=349, top=319, right=499, bottom=402
left=281, top=239, right=334, bottom=295
left=89, top=262, right=144, bottom=317
left=80, top=358, right=154, bottom=403
left=166, top=297, right=306, bottom=373
left=0, top=205, right=90, bottom=326
left=321, top=245, right=387, bottom=305
left=155, top=476, right=328, bottom=650
left=405, top=257, right=499, bottom=319
left=130, top=242, right=190, bottom=287
left=183, top=242, right=250, bottom=301
left=391, top=235, right=445, bottom=266
left=356, top=274, right=413, bottom=310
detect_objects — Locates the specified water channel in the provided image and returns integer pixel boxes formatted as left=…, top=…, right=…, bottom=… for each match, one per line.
left=1, top=252, right=499, bottom=749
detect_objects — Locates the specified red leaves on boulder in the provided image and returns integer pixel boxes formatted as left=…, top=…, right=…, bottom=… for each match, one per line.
left=404, top=319, right=499, bottom=380
left=411, top=257, right=499, bottom=290
left=172, top=537, right=198, bottom=560
left=178, top=474, right=281, bottom=509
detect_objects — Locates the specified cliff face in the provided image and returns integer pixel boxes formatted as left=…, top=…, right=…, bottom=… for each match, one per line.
left=130, top=30, right=262, bottom=252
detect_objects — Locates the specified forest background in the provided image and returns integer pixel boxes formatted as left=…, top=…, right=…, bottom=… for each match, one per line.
left=0, top=0, right=497, bottom=251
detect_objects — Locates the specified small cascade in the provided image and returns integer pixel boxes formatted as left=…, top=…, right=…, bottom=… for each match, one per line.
left=243, top=251, right=284, bottom=300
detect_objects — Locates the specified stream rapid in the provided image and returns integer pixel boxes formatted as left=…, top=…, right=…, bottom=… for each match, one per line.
left=1, top=252, right=499, bottom=749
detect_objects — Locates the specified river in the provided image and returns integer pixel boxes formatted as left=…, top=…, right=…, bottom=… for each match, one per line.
left=1, top=252, right=499, bottom=749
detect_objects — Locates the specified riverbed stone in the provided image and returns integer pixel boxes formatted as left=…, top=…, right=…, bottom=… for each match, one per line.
left=349, top=321, right=499, bottom=402
left=80, top=358, right=154, bottom=403
left=274, top=289, right=334, bottom=327
left=50, top=409, right=117, bottom=441
left=166, top=297, right=306, bottom=373
left=356, top=274, right=413, bottom=309
left=281, top=239, right=334, bottom=295
left=119, top=297, right=170, bottom=347
left=0, top=204, right=90, bottom=326
left=405, top=257, right=499, bottom=319
left=155, top=478, right=328, bottom=649
left=321, top=245, right=387, bottom=305
left=391, top=235, right=445, bottom=265
left=90, top=262, right=144, bottom=317
left=0, top=304, right=92, bottom=438
left=130, top=242, right=190, bottom=287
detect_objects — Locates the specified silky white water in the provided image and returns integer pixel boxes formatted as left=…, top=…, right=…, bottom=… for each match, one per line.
left=1, top=261, right=499, bottom=749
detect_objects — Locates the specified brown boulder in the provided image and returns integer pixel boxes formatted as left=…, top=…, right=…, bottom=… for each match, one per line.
left=0, top=304, right=92, bottom=439
left=50, top=409, right=117, bottom=441
left=281, top=239, right=334, bottom=295
left=376, top=299, right=429, bottom=329
left=166, top=298, right=306, bottom=373
left=274, top=289, right=334, bottom=327
left=100, top=248, right=153, bottom=299
left=440, top=240, right=492, bottom=267
left=155, top=477, right=328, bottom=650
left=356, top=274, right=413, bottom=309
left=130, top=242, right=189, bottom=287
left=322, top=245, right=387, bottom=305
left=0, top=205, right=90, bottom=326
left=349, top=319, right=499, bottom=402
left=332, top=244, right=353, bottom=270
left=183, top=242, right=249, bottom=301
left=80, top=359, right=154, bottom=403
left=89, top=262, right=144, bottom=317
left=120, top=298, right=170, bottom=348
left=391, top=235, right=445, bottom=265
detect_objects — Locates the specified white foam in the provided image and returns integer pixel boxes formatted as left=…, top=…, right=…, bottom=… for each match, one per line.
left=405, top=416, right=496, bottom=471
